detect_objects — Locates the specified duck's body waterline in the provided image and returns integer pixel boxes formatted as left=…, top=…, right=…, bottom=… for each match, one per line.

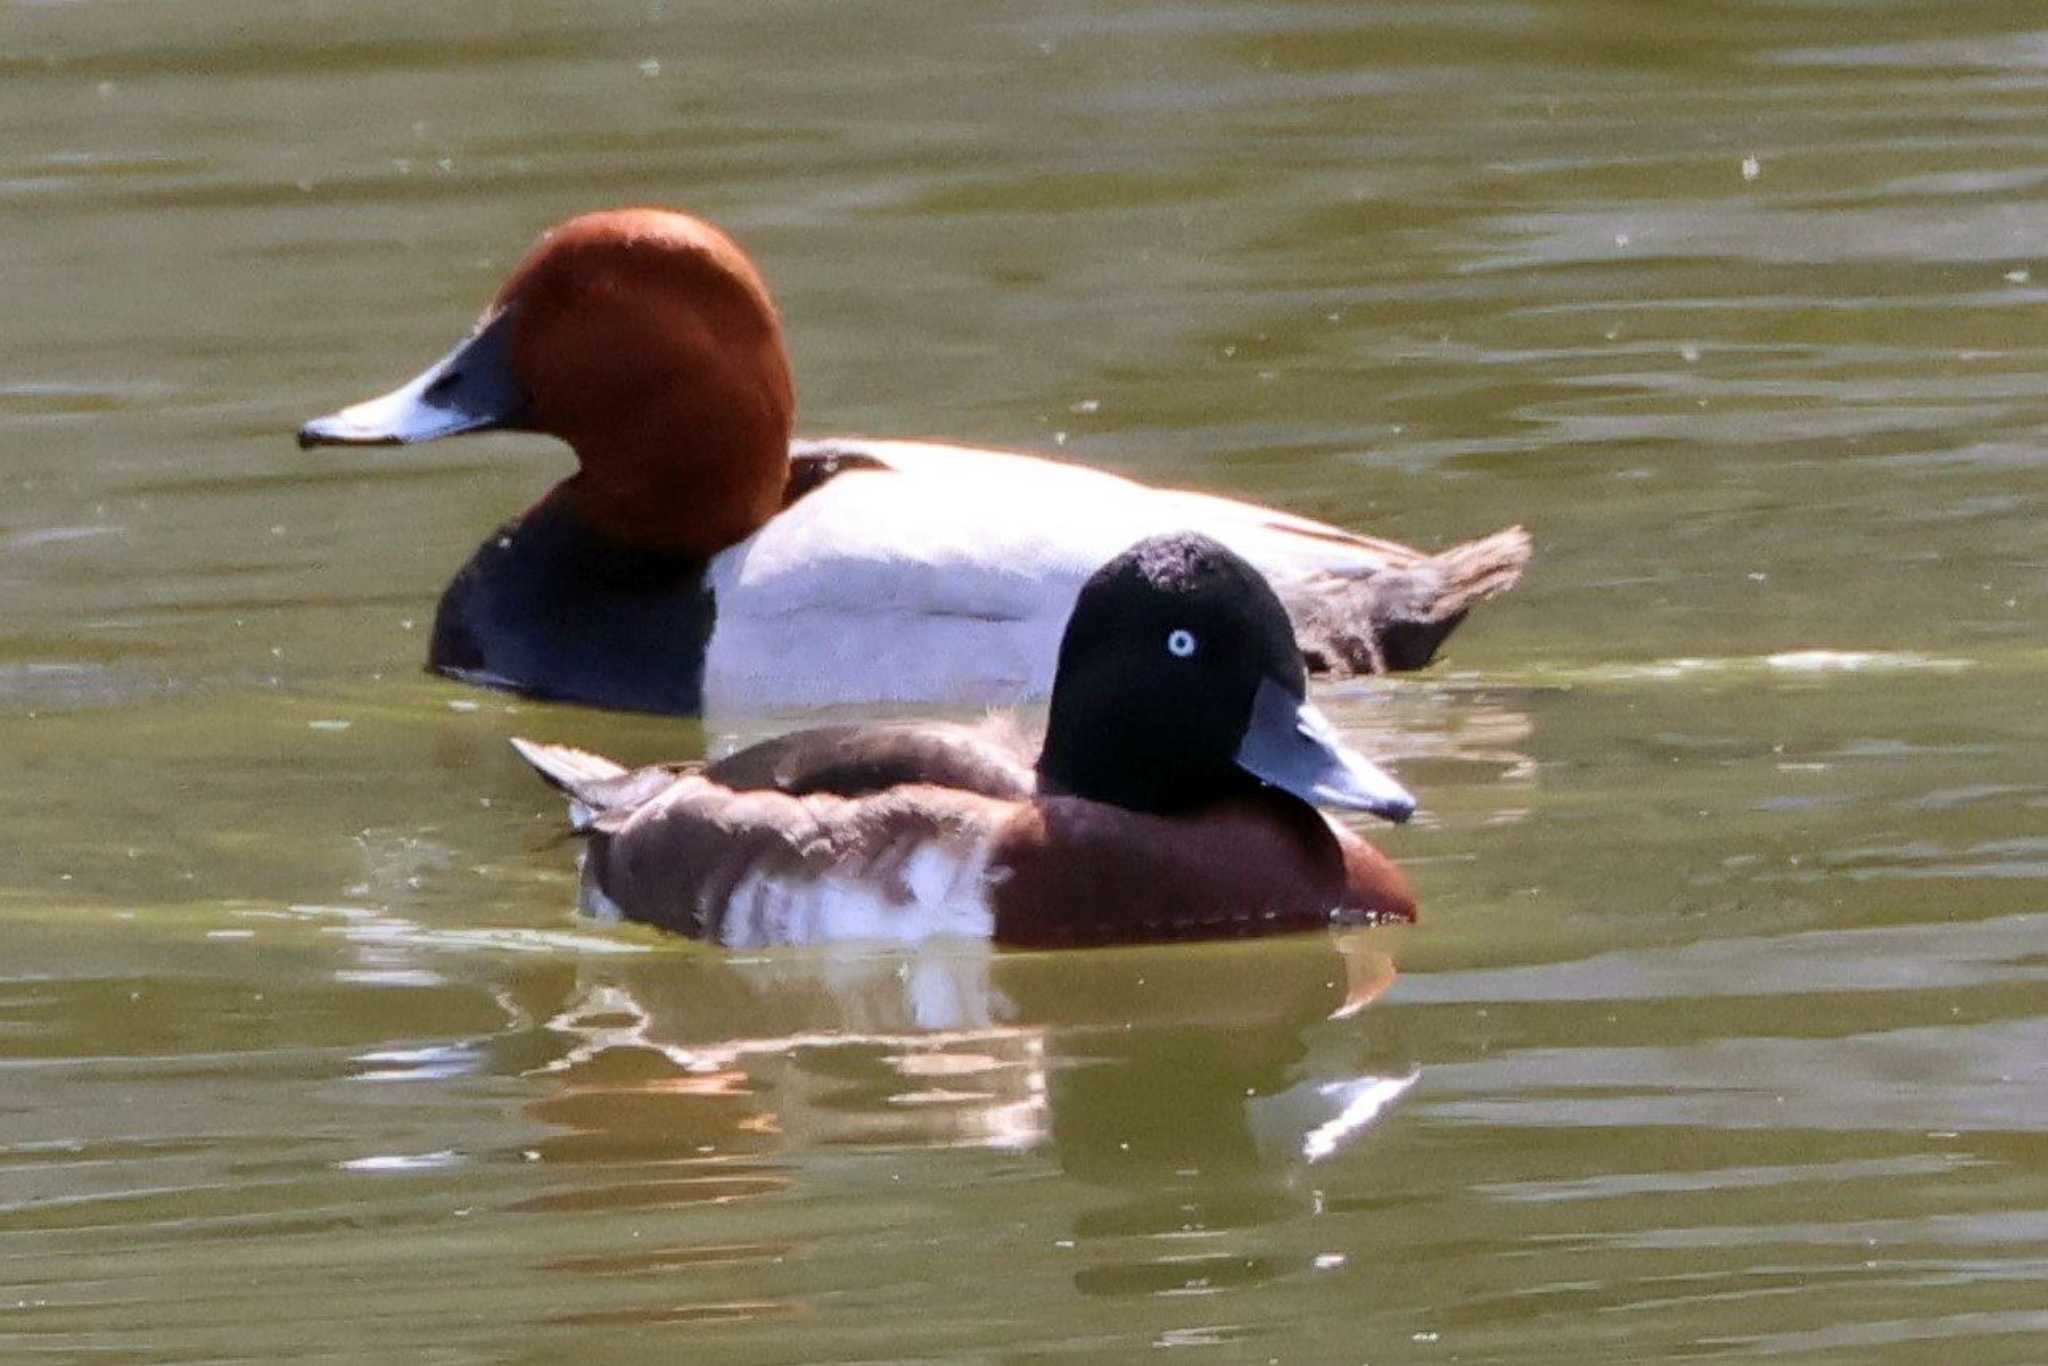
left=552, top=767, right=1408, bottom=950
left=301, top=207, right=1530, bottom=718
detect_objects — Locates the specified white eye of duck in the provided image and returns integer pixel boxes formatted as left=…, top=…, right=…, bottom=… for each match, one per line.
left=1166, top=628, right=1198, bottom=659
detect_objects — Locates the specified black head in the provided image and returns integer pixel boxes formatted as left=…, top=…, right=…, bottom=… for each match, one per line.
left=1037, top=533, right=1415, bottom=821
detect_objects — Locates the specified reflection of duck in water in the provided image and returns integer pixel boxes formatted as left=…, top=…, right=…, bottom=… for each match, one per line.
left=514, top=532, right=1417, bottom=949
left=522, top=929, right=1412, bottom=1173
left=500, top=936, right=1416, bottom=1324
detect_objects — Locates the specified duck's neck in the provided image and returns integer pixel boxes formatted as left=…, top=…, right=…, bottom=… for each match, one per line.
left=1034, top=747, right=1263, bottom=816
left=521, top=486, right=711, bottom=580
left=556, top=426, right=789, bottom=561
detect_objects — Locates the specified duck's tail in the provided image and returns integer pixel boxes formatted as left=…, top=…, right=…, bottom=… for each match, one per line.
left=1285, top=525, right=1531, bottom=676
left=510, top=737, right=693, bottom=833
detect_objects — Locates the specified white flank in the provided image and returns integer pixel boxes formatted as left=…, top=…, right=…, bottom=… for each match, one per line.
left=717, top=838, right=997, bottom=949
left=701, top=439, right=1406, bottom=716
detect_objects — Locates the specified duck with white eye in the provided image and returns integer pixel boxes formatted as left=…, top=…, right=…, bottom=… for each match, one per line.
left=514, top=531, right=1420, bottom=949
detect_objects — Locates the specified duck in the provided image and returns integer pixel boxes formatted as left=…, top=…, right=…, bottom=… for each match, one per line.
left=300, top=206, right=1530, bottom=718
left=512, top=532, right=1418, bottom=948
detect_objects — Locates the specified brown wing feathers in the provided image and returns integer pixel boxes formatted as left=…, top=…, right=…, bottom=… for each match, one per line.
left=1282, top=524, right=1530, bottom=675
left=705, top=721, right=1035, bottom=800
left=583, top=781, right=1005, bottom=941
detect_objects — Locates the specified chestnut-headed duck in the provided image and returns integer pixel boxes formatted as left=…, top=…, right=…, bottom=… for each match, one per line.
left=512, top=534, right=1417, bottom=948
left=301, top=207, right=1530, bottom=718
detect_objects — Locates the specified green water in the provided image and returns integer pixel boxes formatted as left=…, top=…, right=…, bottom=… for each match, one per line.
left=6, top=0, right=2048, bottom=1359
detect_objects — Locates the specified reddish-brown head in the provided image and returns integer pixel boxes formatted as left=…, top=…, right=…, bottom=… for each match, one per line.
left=497, top=209, right=794, bottom=557
left=299, top=207, right=796, bottom=560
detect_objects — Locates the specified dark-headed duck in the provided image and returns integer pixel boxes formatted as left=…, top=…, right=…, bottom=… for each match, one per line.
left=512, top=532, right=1418, bottom=948
left=302, top=206, right=1529, bottom=718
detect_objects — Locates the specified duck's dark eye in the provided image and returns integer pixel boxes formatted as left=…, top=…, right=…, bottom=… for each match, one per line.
left=1166, top=628, right=1198, bottom=659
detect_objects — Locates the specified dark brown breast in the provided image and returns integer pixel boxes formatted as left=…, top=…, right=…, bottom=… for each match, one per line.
left=988, top=792, right=1414, bottom=948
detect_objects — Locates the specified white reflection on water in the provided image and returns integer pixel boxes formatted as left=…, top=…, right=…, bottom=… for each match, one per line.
left=1476, top=1152, right=1979, bottom=1204
left=1552, top=650, right=1974, bottom=685
left=339, top=1149, right=465, bottom=1173
left=1282, top=1072, right=1420, bottom=1163
left=1770, top=30, right=2048, bottom=72
left=352, top=1042, right=485, bottom=1083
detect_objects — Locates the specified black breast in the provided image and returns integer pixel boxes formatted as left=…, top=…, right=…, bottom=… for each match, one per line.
left=429, top=498, right=713, bottom=715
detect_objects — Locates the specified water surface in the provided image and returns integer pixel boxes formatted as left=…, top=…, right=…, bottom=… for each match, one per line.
left=5, top=0, right=2047, bottom=1359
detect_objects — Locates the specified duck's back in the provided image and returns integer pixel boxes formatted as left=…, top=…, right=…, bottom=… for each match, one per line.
left=705, top=719, right=1035, bottom=800
left=703, top=439, right=1525, bottom=711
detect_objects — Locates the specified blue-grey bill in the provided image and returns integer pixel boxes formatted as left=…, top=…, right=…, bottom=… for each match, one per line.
left=1233, top=676, right=1416, bottom=823
left=297, top=308, right=527, bottom=448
